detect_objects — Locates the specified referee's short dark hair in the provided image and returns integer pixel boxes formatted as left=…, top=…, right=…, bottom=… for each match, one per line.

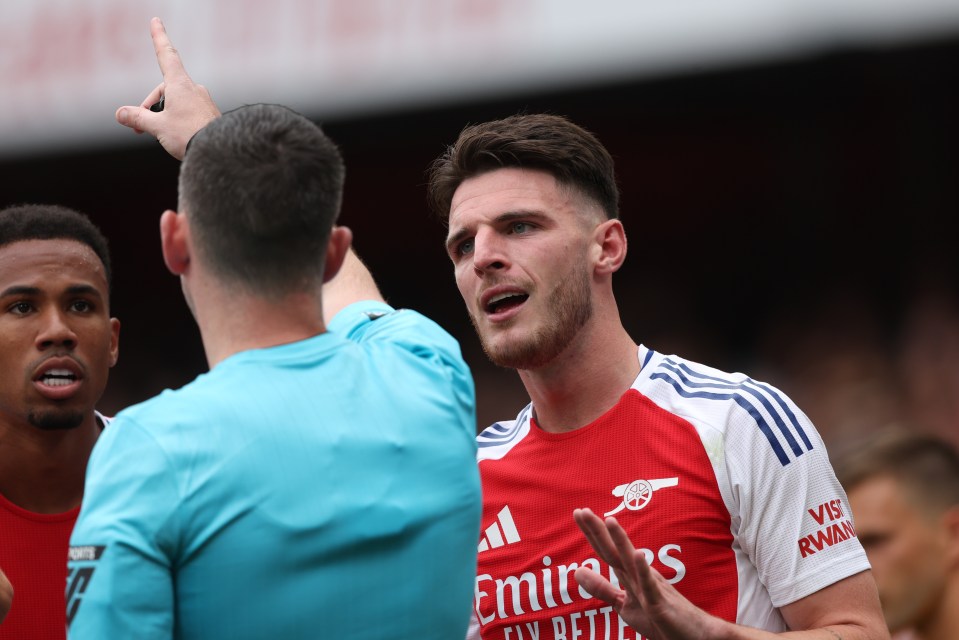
left=179, top=103, right=346, bottom=298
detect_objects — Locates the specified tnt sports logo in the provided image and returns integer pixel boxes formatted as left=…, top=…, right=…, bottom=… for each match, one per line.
left=66, top=545, right=105, bottom=626
left=603, top=477, right=679, bottom=517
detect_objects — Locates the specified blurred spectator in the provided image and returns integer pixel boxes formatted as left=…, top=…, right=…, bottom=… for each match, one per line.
left=753, top=284, right=959, bottom=456
left=897, top=287, right=959, bottom=450
left=835, top=428, right=959, bottom=640
left=753, top=290, right=907, bottom=447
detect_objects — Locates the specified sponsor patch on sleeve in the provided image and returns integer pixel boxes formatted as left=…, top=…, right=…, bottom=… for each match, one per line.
left=797, top=499, right=857, bottom=558
left=66, top=545, right=105, bottom=625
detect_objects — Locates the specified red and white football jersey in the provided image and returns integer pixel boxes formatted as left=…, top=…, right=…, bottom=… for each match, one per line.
left=0, top=411, right=111, bottom=640
left=468, top=346, right=869, bottom=639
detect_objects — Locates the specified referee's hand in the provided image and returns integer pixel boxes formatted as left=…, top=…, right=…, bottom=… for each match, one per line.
left=115, top=17, right=221, bottom=161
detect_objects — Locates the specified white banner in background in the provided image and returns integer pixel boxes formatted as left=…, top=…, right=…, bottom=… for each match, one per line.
left=1, top=0, right=958, bottom=157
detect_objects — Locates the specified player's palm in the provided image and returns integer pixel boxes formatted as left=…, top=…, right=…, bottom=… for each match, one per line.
left=573, top=508, right=725, bottom=640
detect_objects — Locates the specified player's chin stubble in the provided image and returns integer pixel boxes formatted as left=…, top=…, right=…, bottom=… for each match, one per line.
left=473, top=265, right=593, bottom=371
left=28, top=409, right=85, bottom=431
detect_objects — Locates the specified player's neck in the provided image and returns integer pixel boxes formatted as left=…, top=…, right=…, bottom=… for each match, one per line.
left=519, top=320, right=639, bottom=434
left=916, top=577, right=959, bottom=640
left=0, top=414, right=100, bottom=513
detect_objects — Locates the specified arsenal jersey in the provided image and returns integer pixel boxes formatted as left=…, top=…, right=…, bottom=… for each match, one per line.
left=0, top=412, right=110, bottom=640
left=468, top=345, right=869, bottom=639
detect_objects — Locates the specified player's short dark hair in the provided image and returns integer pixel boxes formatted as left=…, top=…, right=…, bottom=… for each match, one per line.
left=0, top=203, right=112, bottom=290
left=426, top=113, right=619, bottom=221
left=179, top=103, right=346, bottom=296
left=836, top=429, right=959, bottom=513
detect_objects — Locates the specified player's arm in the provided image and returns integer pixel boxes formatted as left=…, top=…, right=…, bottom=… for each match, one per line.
left=116, top=17, right=220, bottom=160
left=574, top=510, right=889, bottom=639
left=0, top=566, right=12, bottom=625
left=777, top=572, right=889, bottom=638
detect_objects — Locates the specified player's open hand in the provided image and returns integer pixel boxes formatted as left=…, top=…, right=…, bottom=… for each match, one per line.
left=573, top=508, right=729, bottom=639
left=115, top=17, right=220, bottom=160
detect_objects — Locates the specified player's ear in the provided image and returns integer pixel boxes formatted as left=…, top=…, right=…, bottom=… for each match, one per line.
left=943, top=505, right=959, bottom=569
left=592, top=218, right=627, bottom=276
left=160, top=209, right=191, bottom=276
left=108, top=318, right=120, bottom=368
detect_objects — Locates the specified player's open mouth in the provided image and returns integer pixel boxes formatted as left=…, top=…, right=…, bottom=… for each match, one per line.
left=33, top=359, right=84, bottom=399
left=486, top=292, right=529, bottom=315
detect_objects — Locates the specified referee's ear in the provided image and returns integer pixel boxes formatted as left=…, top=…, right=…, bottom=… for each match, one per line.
left=160, top=208, right=191, bottom=276
left=322, top=226, right=353, bottom=284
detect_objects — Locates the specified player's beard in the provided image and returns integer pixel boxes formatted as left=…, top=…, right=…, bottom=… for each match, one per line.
left=473, top=263, right=593, bottom=371
left=27, top=408, right=85, bottom=431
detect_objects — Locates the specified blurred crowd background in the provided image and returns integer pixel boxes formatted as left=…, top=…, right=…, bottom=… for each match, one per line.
left=1, top=0, right=957, bottom=452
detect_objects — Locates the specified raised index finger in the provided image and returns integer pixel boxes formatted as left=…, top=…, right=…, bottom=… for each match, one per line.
left=150, top=16, right=192, bottom=83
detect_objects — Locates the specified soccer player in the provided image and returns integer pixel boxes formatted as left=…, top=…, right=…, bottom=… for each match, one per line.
left=836, top=429, right=959, bottom=640
left=69, top=22, right=480, bottom=639
left=0, top=204, right=119, bottom=639
left=427, top=115, right=890, bottom=638
left=113, top=16, right=886, bottom=640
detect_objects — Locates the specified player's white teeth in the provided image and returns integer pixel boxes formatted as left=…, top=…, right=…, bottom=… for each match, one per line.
left=41, top=369, right=77, bottom=386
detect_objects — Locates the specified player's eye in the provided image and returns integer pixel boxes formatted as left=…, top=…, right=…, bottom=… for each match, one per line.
left=9, top=301, right=34, bottom=315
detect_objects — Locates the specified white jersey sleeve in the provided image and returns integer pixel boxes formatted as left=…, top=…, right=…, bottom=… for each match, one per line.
left=640, top=348, right=870, bottom=611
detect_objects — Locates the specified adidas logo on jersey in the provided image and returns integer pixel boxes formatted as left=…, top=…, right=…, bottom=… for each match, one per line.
left=478, top=506, right=520, bottom=553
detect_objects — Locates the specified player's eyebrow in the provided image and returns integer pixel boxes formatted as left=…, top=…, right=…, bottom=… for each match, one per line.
left=64, top=284, right=104, bottom=299
left=0, top=285, right=42, bottom=298
left=0, top=284, right=104, bottom=300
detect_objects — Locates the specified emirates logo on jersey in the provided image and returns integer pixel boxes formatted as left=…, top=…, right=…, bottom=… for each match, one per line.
left=603, top=477, right=679, bottom=517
